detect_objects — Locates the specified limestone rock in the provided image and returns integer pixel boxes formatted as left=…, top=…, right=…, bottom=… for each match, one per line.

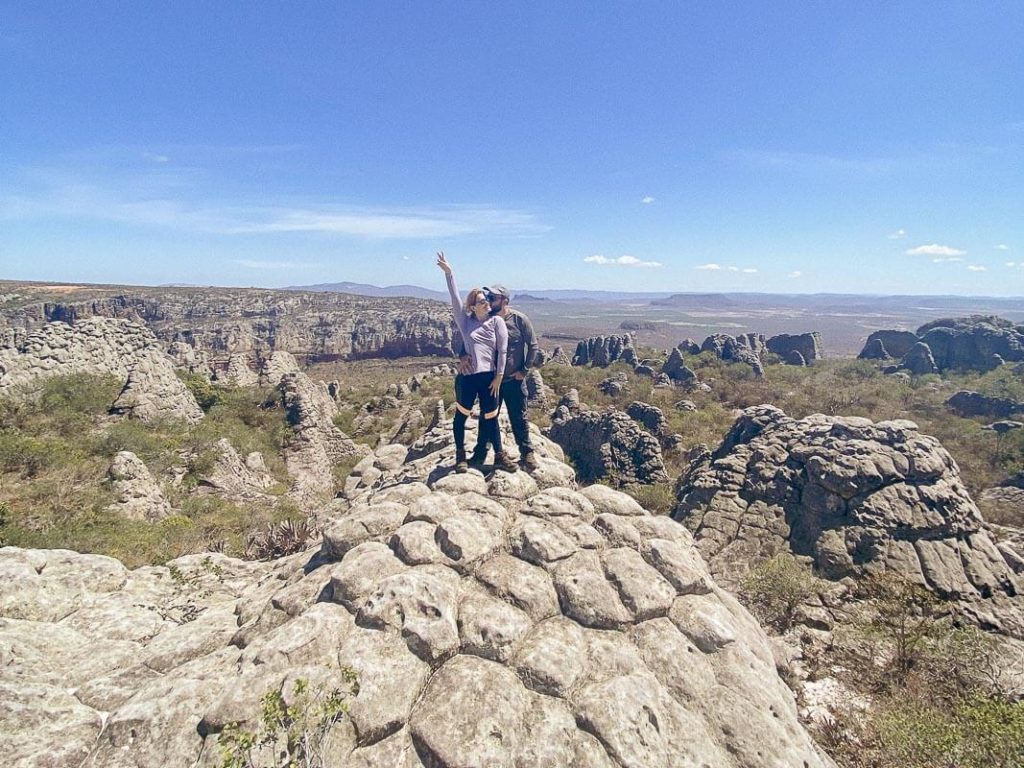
left=674, top=404, right=1023, bottom=636
left=1, top=417, right=836, bottom=768
left=547, top=390, right=669, bottom=486
left=105, top=452, right=173, bottom=522
left=766, top=332, right=823, bottom=364
left=901, top=341, right=939, bottom=375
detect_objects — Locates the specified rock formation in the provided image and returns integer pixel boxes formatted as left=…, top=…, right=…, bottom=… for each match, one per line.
left=105, top=451, right=173, bottom=521
left=0, top=317, right=203, bottom=424
left=260, top=350, right=302, bottom=386
left=548, top=390, right=669, bottom=486
left=0, top=426, right=834, bottom=768
left=598, top=372, right=629, bottom=396
left=2, top=285, right=457, bottom=363
left=900, top=341, right=939, bottom=375
left=673, top=405, right=1023, bottom=636
left=626, top=401, right=668, bottom=437
left=524, top=369, right=553, bottom=406
left=700, top=334, right=765, bottom=378
left=545, top=345, right=571, bottom=366
left=859, top=317, right=1024, bottom=373
left=571, top=334, right=635, bottom=368
left=946, top=390, right=1024, bottom=420
left=197, top=439, right=277, bottom=501
left=278, top=371, right=369, bottom=507
left=661, top=348, right=697, bottom=384
left=765, top=332, right=823, bottom=364
left=858, top=330, right=918, bottom=361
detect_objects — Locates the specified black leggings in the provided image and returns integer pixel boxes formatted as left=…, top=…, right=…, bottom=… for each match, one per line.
left=453, top=372, right=502, bottom=455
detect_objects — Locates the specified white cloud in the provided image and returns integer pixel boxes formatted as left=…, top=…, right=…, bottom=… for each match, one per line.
left=1006, top=262, right=1017, bottom=267
left=788, top=270, right=802, bottom=278
left=931, top=257, right=964, bottom=263
left=966, top=265, right=986, bottom=272
left=232, top=259, right=317, bottom=270
left=906, top=244, right=967, bottom=257
left=887, top=228, right=907, bottom=239
left=695, top=263, right=756, bottom=273
left=996, top=244, right=1010, bottom=250
left=584, top=254, right=662, bottom=268
left=142, top=152, right=169, bottom=164
left=641, top=196, right=655, bottom=204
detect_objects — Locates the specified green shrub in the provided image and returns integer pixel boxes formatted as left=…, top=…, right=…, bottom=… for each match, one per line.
left=179, top=372, right=226, bottom=412
left=218, top=671, right=359, bottom=768
left=624, top=483, right=675, bottom=515
left=740, top=553, right=823, bottom=631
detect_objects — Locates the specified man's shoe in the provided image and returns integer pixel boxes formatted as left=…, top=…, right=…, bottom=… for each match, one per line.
left=521, top=451, right=540, bottom=470
left=467, top=449, right=488, bottom=468
left=494, top=452, right=519, bottom=473
left=455, top=449, right=468, bottom=474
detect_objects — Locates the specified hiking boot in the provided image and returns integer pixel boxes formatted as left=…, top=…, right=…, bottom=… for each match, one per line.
left=467, top=449, right=488, bottom=469
left=521, top=451, right=540, bottom=470
left=455, top=449, right=468, bottom=474
left=494, top=452, right=519, bottom=473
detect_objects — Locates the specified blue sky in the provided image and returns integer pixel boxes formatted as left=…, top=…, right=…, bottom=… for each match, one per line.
left=2, top=2, right=1022, bottom=295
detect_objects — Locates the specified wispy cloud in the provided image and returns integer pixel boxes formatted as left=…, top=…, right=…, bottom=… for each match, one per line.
left=788, top=270, right=802, bottom=278
left=584, top=255, right=662, bottom=268
left=996, top=244, right=1010, bottom=250
left=232, top=259, right=318, bottom=270
left=696, top=263, right=756, bottom=273
left=641, top=196, right=655, bottom=204
left=931, top=257, right=964, bottom=263
left=906, top=244, right=967, bottom=257
left=887, top=228, right=907, bottom=240
left=0, top=180, right=548, bottom=240
left=142, top=152, right=170, bottom=164
left=966, top=265, right=986, bottom=272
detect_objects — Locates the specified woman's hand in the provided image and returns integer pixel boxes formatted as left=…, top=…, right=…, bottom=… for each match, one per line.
left=490, top=374, right=503, bottom=398
left=436, top=251, right=452, bottom=275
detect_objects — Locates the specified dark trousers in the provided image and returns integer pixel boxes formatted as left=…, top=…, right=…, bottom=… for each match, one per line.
left=473, top=377, right=533, bottom=456
left=453, top=372, right=502, bottom=455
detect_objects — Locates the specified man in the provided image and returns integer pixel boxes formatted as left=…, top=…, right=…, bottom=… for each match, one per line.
left=458, top=284, right=539, bottom=471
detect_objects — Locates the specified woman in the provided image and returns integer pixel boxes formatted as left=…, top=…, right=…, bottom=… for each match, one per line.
left=437, top=251, right=516, bottom=473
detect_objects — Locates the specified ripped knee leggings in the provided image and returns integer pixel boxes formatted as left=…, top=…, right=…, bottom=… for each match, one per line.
left=453, top=372, right=503, bottom=454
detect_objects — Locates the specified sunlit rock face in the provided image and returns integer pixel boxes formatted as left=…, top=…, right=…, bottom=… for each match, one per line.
left=1, top=421, right=834, bottom=768
left=674, top=404, right=1024, bottom=637
left=4, top=287, right=457, bottom=362
left=0, top=316, right=203, bottom=424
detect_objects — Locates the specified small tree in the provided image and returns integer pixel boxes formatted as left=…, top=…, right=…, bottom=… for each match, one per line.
left=740, top=553, right=822, bottom=631
left=859, top=572, right=946, bottom=678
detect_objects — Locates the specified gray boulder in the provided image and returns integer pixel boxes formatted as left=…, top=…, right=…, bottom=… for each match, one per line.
left=901, top=342, right=939, bottom=375
left=858, top=330, right=918, bottom=360
left=548, top=390, right=669, bottom=486
left=106, top=452, right=173, bottom=521
left=766, top=332, right=822, bottom=364
left=674, top=405, right=1023, bottom=637
left=947, top=390, right=1024, bottom=419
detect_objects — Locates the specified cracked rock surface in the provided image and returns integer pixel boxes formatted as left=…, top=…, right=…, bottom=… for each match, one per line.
left=673, top=404, right=1023, bottom=637
left=1, top=424, right=833, bottom=768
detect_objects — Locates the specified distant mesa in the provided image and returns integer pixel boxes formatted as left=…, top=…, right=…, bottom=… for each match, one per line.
left=285, top=281, right=449, bottom=301
left=650, top=293, right=739, bottom=309
left=512, top=293, right=550, bottom=302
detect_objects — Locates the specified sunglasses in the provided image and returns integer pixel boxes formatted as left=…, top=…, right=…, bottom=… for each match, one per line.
left=474, top=296, right=489, bottom=305
left=486, top=293, right=500, bottom=301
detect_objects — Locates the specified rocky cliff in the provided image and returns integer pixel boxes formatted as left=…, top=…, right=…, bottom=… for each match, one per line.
left=1, top=282, right=456, bottom=363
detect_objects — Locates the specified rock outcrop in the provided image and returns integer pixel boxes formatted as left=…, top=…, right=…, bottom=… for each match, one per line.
left=0, top=426, right=834, bottom=768
left=673, top=405, right=1023, bottom=636
left=946, top=390, right=1024, bottom=420
left=765, top=332, right=823, bottom=364
left=3, top=286, right=456, bottom=363
left=859, top=317, right=1024, bottom=372
left=858, top=330, right=918, bottom=361
left=524, top=369, right=553, bottom=406
left=900, top=341, right=939, bottom=375
left=661, top=348, right=697, bottom=384
left=571, top=334, right=635, bottom=368
left=547, top=390, right=669, bottom=486
left=700, top=334, right=765, bottom=378
left=0, top=317, right=203, bottom=424
left=105, top=452, right=174, bottom=521
left=197, top=439, right=278, bottom=500
left=278, top=371, right=368, bottom=507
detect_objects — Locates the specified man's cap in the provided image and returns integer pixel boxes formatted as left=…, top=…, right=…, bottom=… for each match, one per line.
left=483, top=284, right=510, bottom=299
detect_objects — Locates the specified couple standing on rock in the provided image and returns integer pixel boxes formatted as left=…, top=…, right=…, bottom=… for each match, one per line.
left=437, top=251, right=539, bottom=474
